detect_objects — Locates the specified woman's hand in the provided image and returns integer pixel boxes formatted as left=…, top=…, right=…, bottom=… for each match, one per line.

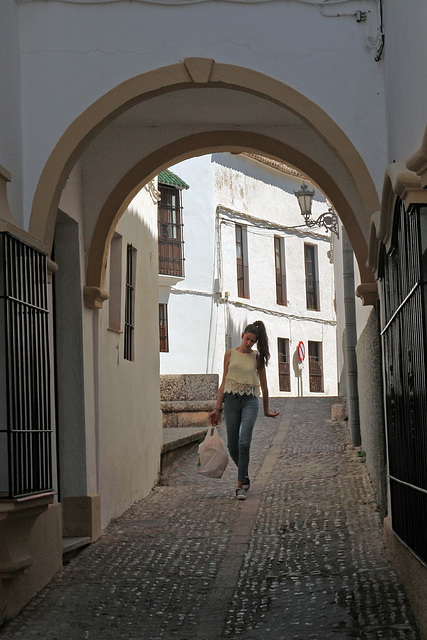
left=264, top=409, right=280, bottom=418
left=209, top=409, right=220, bottom=426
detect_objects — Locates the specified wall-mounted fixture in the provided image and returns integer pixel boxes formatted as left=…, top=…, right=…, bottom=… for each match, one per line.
left=294, top=182, right=339, bottom=238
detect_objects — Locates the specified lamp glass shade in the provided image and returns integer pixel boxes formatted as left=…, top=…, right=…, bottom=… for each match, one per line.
left=294, top=182, right=315, bottom=219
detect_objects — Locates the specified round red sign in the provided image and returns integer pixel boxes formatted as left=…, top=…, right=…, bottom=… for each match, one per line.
left=297, top=341, right=305, bottom=362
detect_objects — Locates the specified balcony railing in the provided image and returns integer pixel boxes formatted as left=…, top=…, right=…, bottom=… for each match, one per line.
left=158, top=223, right=184, bottom=277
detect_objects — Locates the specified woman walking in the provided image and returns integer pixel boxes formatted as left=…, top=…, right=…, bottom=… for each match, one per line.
left=209, top=320, right=279, bottom=500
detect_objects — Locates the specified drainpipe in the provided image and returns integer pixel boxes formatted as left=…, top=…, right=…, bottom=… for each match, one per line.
left=342, top=228, right=361, bottom=446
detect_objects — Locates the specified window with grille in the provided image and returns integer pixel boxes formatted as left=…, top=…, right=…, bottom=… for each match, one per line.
left=159, top=303, right=169, bottom=352
left=0, top=233, right=53, bottom=498
left=308, top=341, right=323, bottom=392
left=158, top=184, right=184, bottom=276
left=274, top=236, right=287, bottom=306
left=278, top=338, right=290, bottom=392
left=236, top=224, right=249, bottom=298
left=124, top=244, right=136, bottom=361
left=304, top=244, right=319, bottom=310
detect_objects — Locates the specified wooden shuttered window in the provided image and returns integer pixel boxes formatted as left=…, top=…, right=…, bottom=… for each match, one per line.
left=236, top=224, right=249, bottom=298
left=159, top=303, right=169, bottom=352
left=158, top=185, right=184, bottom=277
left=308, top=341, right=323, bottom=392
left=274, top=236, right=287, bottom=306
left=278, top=338, right=290, bottom=392
left=304, top=244, right=319, bottom=310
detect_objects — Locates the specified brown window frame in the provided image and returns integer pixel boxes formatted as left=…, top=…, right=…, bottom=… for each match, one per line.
left=308, top=340, right=324, bottom=392
left=278, top=337, right=291, bottom=392
left=236, top=224, right=249, bottom=298
left=274, top=236, right=287, bottom=306
left=304, top=243, right=319, bottom=311
left=159, top=303, right=169, bottom=353
left=158, top=184, right=185, bottom=277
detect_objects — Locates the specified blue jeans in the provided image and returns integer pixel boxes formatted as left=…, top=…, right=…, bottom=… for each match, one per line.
left=223, top=393, right=259, bottom=483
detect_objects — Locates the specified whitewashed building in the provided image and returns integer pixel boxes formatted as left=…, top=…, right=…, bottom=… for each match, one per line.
left=157, top=153, right=338, bottom=397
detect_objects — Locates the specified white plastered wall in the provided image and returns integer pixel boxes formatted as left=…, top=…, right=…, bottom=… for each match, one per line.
left=97, top=187, right=162, bottom=528
left=383, top=2, right=427, bottom=162
left=10, top=0, right=386, bottom=229
left=58, top=170, right=162, bottom=529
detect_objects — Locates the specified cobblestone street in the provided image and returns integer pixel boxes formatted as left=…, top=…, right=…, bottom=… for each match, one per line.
left=0, top=398, right=420, bottom=639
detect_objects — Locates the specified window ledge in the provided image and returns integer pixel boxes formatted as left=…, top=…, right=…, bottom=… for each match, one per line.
left=159, top=274, right=185, bottom=287
left=0, top=492, right=55, bottom=579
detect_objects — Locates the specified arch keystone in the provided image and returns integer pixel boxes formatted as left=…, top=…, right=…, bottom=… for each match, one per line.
left=184, top=58, right=215, bottom=83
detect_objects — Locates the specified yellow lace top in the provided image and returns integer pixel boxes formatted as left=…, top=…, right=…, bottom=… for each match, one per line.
left=224, top=348, right=260, bottom=397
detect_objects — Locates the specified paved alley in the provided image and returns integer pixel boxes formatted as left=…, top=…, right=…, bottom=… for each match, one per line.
left=0, top=398, right=420, bottom=640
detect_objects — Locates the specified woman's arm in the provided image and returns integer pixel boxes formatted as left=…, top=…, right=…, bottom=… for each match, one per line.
left=258, top=366, right=280, bottom=418
left=209, top=350, right=231, bottom=426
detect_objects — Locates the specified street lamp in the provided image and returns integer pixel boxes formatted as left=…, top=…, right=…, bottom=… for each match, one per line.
left=294, top=182, right=339, bottom=237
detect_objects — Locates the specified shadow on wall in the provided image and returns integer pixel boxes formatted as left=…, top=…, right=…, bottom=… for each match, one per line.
left=338, top=327, right=348, bottom=397
left=292, top=347, right=303, bottom=396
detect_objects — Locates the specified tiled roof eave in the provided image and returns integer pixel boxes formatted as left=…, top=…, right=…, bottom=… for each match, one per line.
left=158, top=169, right=189, bottom=190
left=242, top=153, right=304, bottom=178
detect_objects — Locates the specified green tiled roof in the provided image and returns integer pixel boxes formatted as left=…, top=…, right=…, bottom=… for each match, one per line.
left=158, top=169, right=189, bottom=190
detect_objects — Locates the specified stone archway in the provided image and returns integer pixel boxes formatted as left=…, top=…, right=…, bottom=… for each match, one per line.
left=28, top=58, right=380, bottom=306
left=84, top=130, right=374, bottom=308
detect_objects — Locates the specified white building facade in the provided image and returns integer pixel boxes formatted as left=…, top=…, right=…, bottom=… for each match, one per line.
left=158, top=153, right=338, bottom=397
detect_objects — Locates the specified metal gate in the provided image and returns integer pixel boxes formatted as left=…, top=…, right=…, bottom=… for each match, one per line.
left=379, top=199, right=427, bottom=565
left=0, top=233, right=53, bottom=498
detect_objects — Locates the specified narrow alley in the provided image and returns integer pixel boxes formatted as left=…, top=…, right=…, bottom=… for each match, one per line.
left=0, top=398, right=420, bottom=639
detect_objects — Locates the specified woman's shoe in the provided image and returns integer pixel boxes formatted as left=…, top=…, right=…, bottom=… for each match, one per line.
left=235, top=488, right=247, bottom=500
left=242, top=476, right=250, bottom=491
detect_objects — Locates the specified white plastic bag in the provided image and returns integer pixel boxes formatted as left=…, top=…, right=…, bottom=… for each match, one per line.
left=197, top=427, right=229, bottom=478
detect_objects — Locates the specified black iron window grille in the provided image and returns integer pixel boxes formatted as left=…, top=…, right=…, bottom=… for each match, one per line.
left=274, top=236, right=287, bottom=306
left=308, top=341, right=324, bottom=392
left=124, top=244, right=136, bottom=361
left=304, top=243, right=320, bottom=311
left=158, top=185, right=185, bottom=277
left=379, top=200, right=427, bottom=565
left=278, top=338, right=290, bottom=392
left=159, top=303, right=169, bottom=352
left=0, top=233, right=53, bottom=499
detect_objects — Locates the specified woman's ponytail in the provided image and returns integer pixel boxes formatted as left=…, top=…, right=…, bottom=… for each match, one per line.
left=244, top=320, right=270, bottom=368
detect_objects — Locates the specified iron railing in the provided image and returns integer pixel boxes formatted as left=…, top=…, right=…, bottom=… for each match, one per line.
left=158, top=231, right=185, bottom=277
left=380, top=200, right=427, bottom=565
left=0, top=233, right=52, bottom=498
left=158, top=184, right=185, bottom=277
left=124, top=244, right=135, bottom=361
